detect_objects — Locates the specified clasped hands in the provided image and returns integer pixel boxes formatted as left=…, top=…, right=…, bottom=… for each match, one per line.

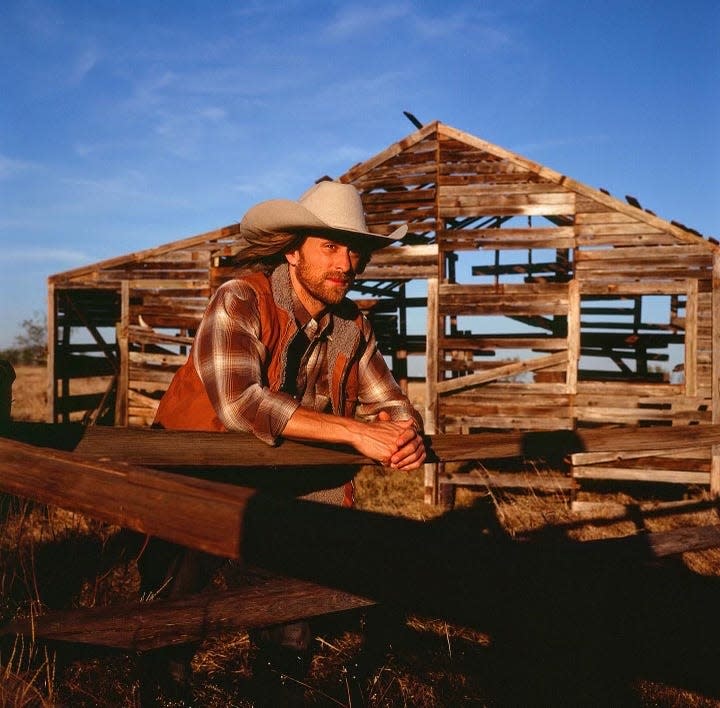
left=359, top=410, right=427, bottom=471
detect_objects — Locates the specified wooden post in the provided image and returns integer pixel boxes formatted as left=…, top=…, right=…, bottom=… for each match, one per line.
left=566, top=279, right=579, bottom=400
left=424, top=276, right=439, bottom=504
left=711, top=255, right=720, bottom=496
left=685, top=278, right=698, bottom=397
left=59, top=292, right=71, bottom=424
left=397, top=282, right=408, bottom=392
left=115, top=280, right=130, bottom=426
left=46, top=282, right=56, bottom=424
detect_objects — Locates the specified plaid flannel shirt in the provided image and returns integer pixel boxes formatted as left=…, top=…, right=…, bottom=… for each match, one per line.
left=192, top=264, right=422, bottom=446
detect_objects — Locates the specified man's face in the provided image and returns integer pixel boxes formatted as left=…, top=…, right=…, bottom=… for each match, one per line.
left=286, top=235, right=363, bottom=314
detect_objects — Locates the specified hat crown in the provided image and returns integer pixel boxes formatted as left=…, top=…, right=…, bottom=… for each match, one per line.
left=298, top=181, right=369, bottom=234
left=237, top=180, right=407, bottom=250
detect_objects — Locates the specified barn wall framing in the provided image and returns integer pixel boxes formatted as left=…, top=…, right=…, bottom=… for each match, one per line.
left=48, top=121, right=718, bottom=496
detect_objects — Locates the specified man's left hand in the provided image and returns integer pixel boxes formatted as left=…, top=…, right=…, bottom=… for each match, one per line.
left=378, top=411, right=426, bottom=471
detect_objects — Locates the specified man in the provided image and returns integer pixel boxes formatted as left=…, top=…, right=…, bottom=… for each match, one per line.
left=154, top=179, right=425, bottom=494
left=141, top=180, right=426, bottom=699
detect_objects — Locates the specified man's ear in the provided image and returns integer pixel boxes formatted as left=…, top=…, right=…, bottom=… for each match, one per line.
left=285, top=249, right=299, bottom=267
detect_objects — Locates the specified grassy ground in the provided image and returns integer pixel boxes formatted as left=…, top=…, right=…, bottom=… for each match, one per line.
left=3, top=366, right=720, bottom=706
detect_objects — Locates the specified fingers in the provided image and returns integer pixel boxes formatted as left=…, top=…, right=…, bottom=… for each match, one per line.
left=364, top=414, right=424, bottom=469
left=389, top=430, right=426, bottom=471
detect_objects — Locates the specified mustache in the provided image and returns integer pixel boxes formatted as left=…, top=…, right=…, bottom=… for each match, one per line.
left=327, top=269, right=355, bottom=282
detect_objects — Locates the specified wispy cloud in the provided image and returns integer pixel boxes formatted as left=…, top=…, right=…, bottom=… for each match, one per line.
left=0, top=154, right=39, bottom=179
left=322, top=2, right=514, bottom=53
left=0, top=247, right=91, bottom=265
left=69, top=46, right=100, bottom=84
left=324, top=3, right=411, bottom=38
left=312, top=71, right=407, bottom=112
left=410, top=7, right=513, bottom=48
left=12, top=0, right=66, bottom=41
left=58, top=169, right=192, bottom=212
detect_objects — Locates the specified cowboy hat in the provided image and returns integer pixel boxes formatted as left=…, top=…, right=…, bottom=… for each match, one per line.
left=239, top=180, right=407, bottom=250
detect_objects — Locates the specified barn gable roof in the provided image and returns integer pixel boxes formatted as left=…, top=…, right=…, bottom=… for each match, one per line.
left=50, top=120, right=715, bottom=287
left=339, top=120, right=715, bottom=249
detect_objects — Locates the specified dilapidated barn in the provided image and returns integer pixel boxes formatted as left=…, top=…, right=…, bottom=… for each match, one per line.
left=48, top=121, right=718, bottom=494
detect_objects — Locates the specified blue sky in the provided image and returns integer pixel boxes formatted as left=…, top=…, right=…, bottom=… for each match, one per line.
left=1, top=0, right=718, bottom=349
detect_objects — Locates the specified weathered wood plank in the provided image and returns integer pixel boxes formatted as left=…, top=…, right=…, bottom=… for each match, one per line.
left=438, top=336, right=567, bottom=351
left=1, top=570, right=374, bottom=651
left=364, top=188, right=436, bottom=205
left=441, top=203, right=574, bottom=218
left=442, top=471, right=577, bottom=491
left=572, top=466, right=708, bottom=485
left=126, top=326, right=194, bottom=347
left=579, top=281, right=691, bottom=296
left=576, top=259, right=712, bottom=273
left=49, top=224, right=243, bottom=285
left=575, top=223, right=665, bottom=237
left=441, top=415, right=575, bottom=432
left=128, top=351, right=188, bottom=367
left=575, top=407, right=709, bottom=423
left=575, top=212, right=647, bottom=225
left=436, top=352, right=568, bottom=394
left=577, top=233, right=681, bottom=247
left=440, top=227, right=575, bottom=250
left=0, top=436, right=252, bottom=558
left=8, top=421, right=720, bottom=474
left=441, top=183, right=570, bottom=196
left=575, top=245, right=712, bottom=262
left=128, top=371, right=178, bottom=386
left=571, top=447, right=711, bottom=465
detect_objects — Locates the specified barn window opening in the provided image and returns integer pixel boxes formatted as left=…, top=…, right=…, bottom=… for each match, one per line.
left=578, top=293, right=685, bottom=383
left=444, top=214, right=575, bottom=286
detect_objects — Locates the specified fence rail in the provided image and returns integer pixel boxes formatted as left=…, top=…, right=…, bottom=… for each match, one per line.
left=2, top=423, right=720, bottom=653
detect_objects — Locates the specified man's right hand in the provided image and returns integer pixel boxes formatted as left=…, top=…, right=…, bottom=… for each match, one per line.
left=354, top=411, right=426, bottom=471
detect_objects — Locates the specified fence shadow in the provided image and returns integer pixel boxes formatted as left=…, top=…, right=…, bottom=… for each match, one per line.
left=242, top=492, right=720, bottom=705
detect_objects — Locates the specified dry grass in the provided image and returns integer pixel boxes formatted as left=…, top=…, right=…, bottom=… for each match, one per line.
left=9, top=365, right=112, bottom=423
left=4, top=366, right=720, bottom=706
left=8, top=366, right=49, bottom=423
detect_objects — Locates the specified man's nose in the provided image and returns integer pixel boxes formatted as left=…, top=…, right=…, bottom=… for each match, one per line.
left=334, top=247, right=353, bottom=271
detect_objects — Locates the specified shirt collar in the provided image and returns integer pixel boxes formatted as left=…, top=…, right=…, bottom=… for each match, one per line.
left=291, top=290, right=331, bottom=338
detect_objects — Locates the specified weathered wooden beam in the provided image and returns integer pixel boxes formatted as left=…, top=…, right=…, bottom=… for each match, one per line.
left=441, top=471, right=577, bottom=492
left=0, top=435, right=253, bottom=558
left=1, top=570, right=374, bottom=651
left=8, top=421, right=720, bottom=469
left=572, top=466, right=709, bottom=485
left=436, top=352, right=568, bottom=394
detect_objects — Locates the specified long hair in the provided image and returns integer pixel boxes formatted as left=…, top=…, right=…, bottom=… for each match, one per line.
left=230, top=228, right=304, bottom=274
left=231, top=228, right=372, bottom=275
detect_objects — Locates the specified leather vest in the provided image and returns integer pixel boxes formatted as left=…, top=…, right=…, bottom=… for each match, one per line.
left=154, top=267, right=365, bottom=432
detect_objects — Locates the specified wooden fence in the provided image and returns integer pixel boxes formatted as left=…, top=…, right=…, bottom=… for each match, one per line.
left=2, top=423, right=720, bottom=653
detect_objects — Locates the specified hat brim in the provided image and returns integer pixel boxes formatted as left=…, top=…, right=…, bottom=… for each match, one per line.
left=241, top=199, right=407, bottom=250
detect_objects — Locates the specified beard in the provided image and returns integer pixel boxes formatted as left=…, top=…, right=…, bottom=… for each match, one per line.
left=294, top=256, right=355, bottom=306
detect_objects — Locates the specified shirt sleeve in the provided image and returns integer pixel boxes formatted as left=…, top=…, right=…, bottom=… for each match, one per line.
left=354, top=316, right=424, bottom=431
left=192, top=279, right=299, bottom=445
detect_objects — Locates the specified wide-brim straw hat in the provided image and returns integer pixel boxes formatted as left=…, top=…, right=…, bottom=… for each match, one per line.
left=239, top=180, right=407, bottom=250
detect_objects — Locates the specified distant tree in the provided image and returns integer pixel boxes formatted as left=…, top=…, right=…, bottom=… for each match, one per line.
left=3, top=313, right=48, bottom=365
